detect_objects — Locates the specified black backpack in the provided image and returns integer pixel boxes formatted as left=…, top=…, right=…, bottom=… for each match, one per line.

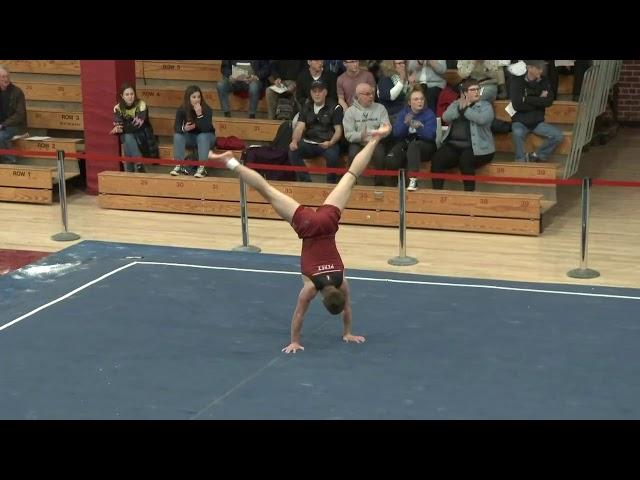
left=275, top=96, right=296, bottom=121
left=491, top=118, right=512, bottom=134
left=242, top=146, right=295, bottom=181
left=271, top=120, right=293, bottom=150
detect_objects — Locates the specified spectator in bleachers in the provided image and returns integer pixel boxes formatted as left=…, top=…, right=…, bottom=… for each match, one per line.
left=343, top=83, right=390, bottom=185
left=0, top=65, right=27, bottom=164
left=289, top=79, right=343, bottom=184
left=570, top=60, right=591, bottom=102
left=109, top=83, right=158, bottom=173
left=170, top=85, right=215, bottom=178
left=551, top=60, right=592, bottom=101
left=366, top=60, right=384, bottom=83
left=406, top=60, right=447, bottom=117
left=376, top=60, right=410, bottom=125
left=337, top=60, right=376, bottom=112
left=456, top=60, right=508, bottom=102
left=266, top=60, right=305, bottom=120
left=296, top=61, right=337, bottom=109
left=430, top=78, right=495, bottom=191
left=216, top=60, right=270, bottom=118
left=509, top=60, right=564, bottom=163
left=324, top=60, right=346, bottom=77
left=385, top=85, right=437, bottom=191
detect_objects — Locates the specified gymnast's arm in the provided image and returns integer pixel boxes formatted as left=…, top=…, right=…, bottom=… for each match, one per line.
left=340, top=279, right=365, bottom=344
left=282, top=279, right=317, bottom=353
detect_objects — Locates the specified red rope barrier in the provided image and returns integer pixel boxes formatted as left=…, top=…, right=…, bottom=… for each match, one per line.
left=3, top=148, right=640, bottom=188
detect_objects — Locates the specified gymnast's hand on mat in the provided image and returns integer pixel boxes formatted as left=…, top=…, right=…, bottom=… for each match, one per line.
left=282, top=342, right=305, bottom=354
left=342, top=334, right=366, bottom=344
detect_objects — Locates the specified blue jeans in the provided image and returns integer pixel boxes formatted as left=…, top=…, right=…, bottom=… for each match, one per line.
left=173, top=132, right=215, bottom=173
left=0, top=126, right=19, bottom=164
left=121, top=133, right=145, bottom=173
left=512, top=121, right=564, bottom=161
left=289, top=141, right=341, bottom=183
left=216, top=77, right=262, bottom=116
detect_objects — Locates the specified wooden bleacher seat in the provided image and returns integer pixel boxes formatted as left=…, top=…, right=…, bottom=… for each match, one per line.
left=449, top=161, right=558, bottom=185
left=0, top=60, right=80, bottom=75
left=0, top=164, right=75, bottom=204
left=135, top=60, right=221, bottom=82
left=12, top=137, right=84, bottom=155
left=3, top=59, right=221, bottom=81
left=150, top=114, right=281, bottom=141
left=13, top=80, right=82, bottom=103
left=98, top=172, right=545, bottom=236
left=557, top=75, right=574, bottom=95
left=493, top=100, right=577, bottom=124
left=494, top=130, right=572, bottom=155
left=26, top=107, right=83, bottom=131
left=136, top=85, right=268, bottom=113
left=5, top=59, right=221, bottom=79
left=434, top=161, right=559, bottom=205
left=0, top=164, right=55, bottom=204
left=3, top=138, right=85, bottom=202
left=14, top=79, right=268, bottom=113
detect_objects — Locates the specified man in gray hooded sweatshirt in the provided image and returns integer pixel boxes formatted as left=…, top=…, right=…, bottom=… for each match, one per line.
left=342, top=83, right=390, bottom=185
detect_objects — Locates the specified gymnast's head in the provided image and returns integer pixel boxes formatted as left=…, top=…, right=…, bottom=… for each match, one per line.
left=321, top=285, right=345, bottom=315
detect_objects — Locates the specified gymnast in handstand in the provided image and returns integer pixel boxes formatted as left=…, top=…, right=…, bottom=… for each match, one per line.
left=209, top=123, right=391, bottom=353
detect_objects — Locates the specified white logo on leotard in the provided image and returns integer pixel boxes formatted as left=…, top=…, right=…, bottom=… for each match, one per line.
left=317, top=264, right=335, bottom=272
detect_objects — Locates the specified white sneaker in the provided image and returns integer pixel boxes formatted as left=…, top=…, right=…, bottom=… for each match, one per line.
left=194, top=166, right=207, bottom=178
left=407, top=178, right=418, bottom=191
left=170, top=165, right=183, bottom=176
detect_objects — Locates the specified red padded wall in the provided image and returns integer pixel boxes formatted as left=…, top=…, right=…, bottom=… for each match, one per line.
left=80, top=61, right=135, bottom=194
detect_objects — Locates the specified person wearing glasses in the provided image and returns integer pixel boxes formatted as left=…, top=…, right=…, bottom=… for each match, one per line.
left=387, top=84, right=438, bottom=191
left=456, top=60, right=508, bottom=102
left=406, top=60, right=447, bottom=116
left=337, top=60, right=376, bottom=112
left=342, top=83, right=390, bottom=185
left=430, top=78, right=495, bottom=192
left=376, top=60, right=410, bottom=126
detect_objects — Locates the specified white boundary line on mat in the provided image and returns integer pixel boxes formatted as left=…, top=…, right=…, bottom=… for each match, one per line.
left=3, top=260, right=639, bottom=333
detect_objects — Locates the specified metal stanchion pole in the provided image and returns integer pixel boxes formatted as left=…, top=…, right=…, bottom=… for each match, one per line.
left=388, top=169, right=418, bottom=266
left=567, top=177, right=599, bottom=278
left=232, top=157, right=260, bottom=253
left=51, top=149, right=80, bottom=242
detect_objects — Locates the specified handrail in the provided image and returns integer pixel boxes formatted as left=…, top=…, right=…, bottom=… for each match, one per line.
left=563, top=60, right=622, bottom=179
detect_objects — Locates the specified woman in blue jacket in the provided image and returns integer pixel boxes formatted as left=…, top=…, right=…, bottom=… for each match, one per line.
left=385, top=85, right=437, bottom=190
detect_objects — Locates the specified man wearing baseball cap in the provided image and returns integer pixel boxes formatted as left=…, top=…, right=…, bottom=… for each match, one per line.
left=288, top=79, right=344, bottom=183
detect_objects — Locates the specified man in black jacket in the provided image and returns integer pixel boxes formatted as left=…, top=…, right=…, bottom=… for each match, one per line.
left=289, top=79, right=343, bottom=183
left=0, top=65, right=27, bottom=164
left=509, top=60, right=564, bottom=162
